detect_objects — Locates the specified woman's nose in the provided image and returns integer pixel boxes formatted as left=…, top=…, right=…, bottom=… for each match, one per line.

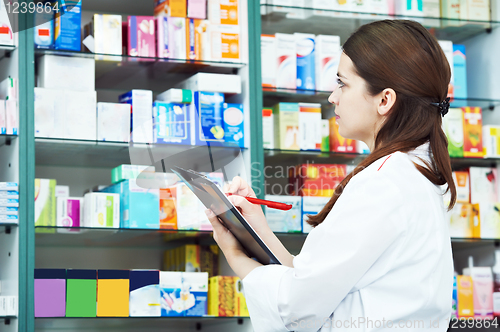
left=328, top=86, right=339, bottom=105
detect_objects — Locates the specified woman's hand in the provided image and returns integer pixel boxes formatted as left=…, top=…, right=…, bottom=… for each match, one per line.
left=205, top=208, right=262, bottom=279
left=224, top=176, right=271, bottom=236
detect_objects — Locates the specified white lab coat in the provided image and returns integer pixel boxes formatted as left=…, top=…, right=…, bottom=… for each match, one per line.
left=243, top=144, right=454, bottom=332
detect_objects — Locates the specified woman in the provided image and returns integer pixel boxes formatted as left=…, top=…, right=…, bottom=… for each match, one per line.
left=205, top=20, right=456, bottom=331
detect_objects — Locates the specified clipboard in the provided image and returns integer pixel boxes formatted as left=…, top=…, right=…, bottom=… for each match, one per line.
left=170, top=166, right=281, bottom=265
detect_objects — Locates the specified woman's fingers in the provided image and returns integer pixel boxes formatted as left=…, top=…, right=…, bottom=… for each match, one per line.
left=227, top=194, right=254, bottom=212
left=227, top=176, right=257, bottom=198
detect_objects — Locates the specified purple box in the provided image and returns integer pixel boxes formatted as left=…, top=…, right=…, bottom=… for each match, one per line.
left=127, top=16, right=156, bottom=57
left=34, top=269, right=66, bottom=317
left=57, top=197, right=83, bottom=230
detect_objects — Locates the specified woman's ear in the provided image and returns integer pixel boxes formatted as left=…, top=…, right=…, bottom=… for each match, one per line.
left=377, top=88, right=396, bottom=116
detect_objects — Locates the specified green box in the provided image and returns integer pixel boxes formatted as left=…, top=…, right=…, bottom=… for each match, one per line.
left=273, top=103, right=300, bottom=150
left=443, top=108, right=464, bottom=158
left=66, top=270, right=97, bottom=317
left=34, top=178, right=56, bottom=233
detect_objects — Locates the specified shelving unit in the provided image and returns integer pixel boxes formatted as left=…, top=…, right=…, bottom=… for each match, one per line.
left=4, top=0, right=499, bottom=331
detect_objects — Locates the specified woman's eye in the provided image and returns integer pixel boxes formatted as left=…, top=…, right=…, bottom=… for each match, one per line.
left=336, top=78, right=345, bottom=88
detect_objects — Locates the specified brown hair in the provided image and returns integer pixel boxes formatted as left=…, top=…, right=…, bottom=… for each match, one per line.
left=307, top=20, right=457, bottom=227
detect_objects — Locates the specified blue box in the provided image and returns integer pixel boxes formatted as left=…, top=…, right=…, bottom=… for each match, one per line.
left=222, top=103, right=244, bottom=148
left=34, top=7, right=54, bottom=49
left=101, top=180, right=159, bottom=229
left=295, top=33, right=315, bottom=90
left=192, top=92, right=225, bottom=146
left=54, top=0, right=81, bottom=51
left=153, top=102, right=191, bottom=145
left=453, top=44, right=467, bottom=107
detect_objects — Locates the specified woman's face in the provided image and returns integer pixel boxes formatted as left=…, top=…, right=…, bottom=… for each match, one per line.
left=328, top=53, right=385, bottom=149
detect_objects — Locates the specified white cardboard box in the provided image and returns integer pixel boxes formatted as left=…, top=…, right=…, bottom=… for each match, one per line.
left=315, top=35, right=341, bottom=91
left=38, top=55, right=95, bottom=92
left=64, top=90, right=97, bottom=140
left=83, top=192, right=120, bottom=228
left=97, top=102, right=131, bottom=142
left=34, top=88, right=65, bottom=138
left=178, top=73, right=242, bottom=94
left=275, top=33, right=296, bottom=89
left=261, top=34, right=276, bottom=88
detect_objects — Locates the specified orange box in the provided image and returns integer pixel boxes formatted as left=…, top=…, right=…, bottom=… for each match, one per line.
left=462, top=107, right=484, bottom=158
left=186, top=18, right=210, bottom=60
left=154, top=0, right=187, bottom=18
left=160, top=187, right=177, bottom=230
left=329, top=117, right=356, bottom=153
left=208, top=276, right=235, bottom=317
left=210, top=25, right=240, bottom=61
left=457, top=275, right=474, bottom=318
left=454, top=171, right=470, bottom=204
left=209, top=0, right=238, bottom=25
left=471, top=203, right=481, bottom=238
left=288, top=164, right=347, bottom=196
left=96, top=270, right=129, bottom=317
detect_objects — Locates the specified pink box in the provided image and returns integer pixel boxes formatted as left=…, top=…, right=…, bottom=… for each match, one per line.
left=127, top=16, right=156, bottom=57
left=188, top=0, right=206, bottom=19
left=156, top=17, right=169, bottom=58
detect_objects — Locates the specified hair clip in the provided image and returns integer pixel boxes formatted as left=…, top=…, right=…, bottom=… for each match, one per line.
left=430, top=97, right=451, bottom=117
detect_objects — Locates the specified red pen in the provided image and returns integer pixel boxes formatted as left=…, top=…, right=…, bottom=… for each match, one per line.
left=225, top=193, right=292, bottom=211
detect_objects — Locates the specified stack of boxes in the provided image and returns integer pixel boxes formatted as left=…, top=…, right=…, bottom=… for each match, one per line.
left=163, top=244, right=219, bottom=277
left=34, top=268, right=248, bottom=318
left=0, top=182, right=18, bottom=225
left=208, top=276, right=249, bottom=317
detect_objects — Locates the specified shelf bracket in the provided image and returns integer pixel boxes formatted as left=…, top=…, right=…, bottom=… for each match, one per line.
left=238, top=318, right=244, bottom=325
left=489, top=105, right=495, bottom=111
left=486, top=27, right=492, bottom=34
left=5, top=226, right=10, bottom=234
left=196, top=322, right=202, bottom=330
left=4, top=318, right=10, bottom=325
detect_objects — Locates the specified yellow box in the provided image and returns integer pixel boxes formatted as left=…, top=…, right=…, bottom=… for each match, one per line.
left=457, top=275, right=474, bottom=318
left=471, top=203, right=481, bottom=238
left=96, top=270, right=130, bottom=317
left=210, top=24, right=240, bottom=62
left=462, top=107, right=484, bottom=158
left=208, top=276, right=235, bottom=316
left=186, top=19, right=210, bottom=61
left=154, top=0, right=187, bottom=18
left=234, top=277, right=249, bottom=317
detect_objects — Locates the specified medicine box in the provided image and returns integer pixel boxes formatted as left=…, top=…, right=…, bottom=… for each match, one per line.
left=63, top=90, right=97, bottom=141
left=443, top=108, right=464, bottom=157
left=295, top=33, right=316, bottom=90
left=127, top=16, right=156, bottom=57
left=275, top=33, right=296, bottom=89
left=91, top=14, right=122, bottom=55
left=457, top=275, right=474, bottom=318
left=208, top=276, right=236, bottom=316
left=160, top=271, right=208, bottom=316
left=302, top=196, right=330, bottom=233
left=462, top=107, right=483, bottom=158
left=223, top=103, right=244, bottom=148
left=234, top=277, right=249, bottom=316
left=97, top=102, right=131, bottom=142
left=56, top=197, right=83, bottom=231
left=453, top=45, right=467, bottom=105
left=470, top=167, right=497, bottom=238
left=395, top=0, right=424, bottom=16
left=34, top=88, right=63, bottom=138
left=0, top=182, right=17, bottom=191
left=35, top=178, right=56, bottom=228
left=179, top=73, right=241, bottom=94
left=34, top=8, right=54, bottom=49
left=264, top=195, right=302, bottom=233
left=262, top=108, right=274, bottom=149
left=315, top=35, right=341, bottom=92
left=483, top=125, right=500, bottom=158
left=188, top=0, right=207, bottom=19
left=97, top=270, right=130, bottom=317
left=83, top=192, right=120, bottom=228
left=0, top=190, right=18, bottom=199
left=0, top=1, right=13, bottom=46
left=261, top=35, right=277, bottom=88
left=5, top=99, right=17, bottom=135
left=100, top=180, right=160, bottom=229
left=38, top=55, right=95, bottom=92
left=112, top=165, right=150, bottom=184
left=329, top=117, right=356, bottom=153
left=453, top=171, right=470, bottom=203
left=160, top=186, right=178, bottom=229
left=159, top=271, right=184, bottom=316
left=156, top=88, right=192, bottom=104
left=0, top=215, right=18, bottom=223
left=0, top=100, right=5, bottom=134
left=461, top=0, right=490, bottom=21
left=153, top=102, right=192, bottom=145
left=438, top=40, right=454, bottom=99
left=208, top=0, right=239, bottom=25
left=34, top=269, right=66, bottom=317
left=156, top=16, right=170, bottom=58
left=119, top=90, right=154, bottom=144
left=441, top=0, right=460, bottom=19
left=209, top=24, right=240, bottom=62
left=176, top=182, right=212, bottom=231
left=55, top=185, right=69, bottom=197
left=154, top=0, right=187, bottom=18
left=169, top=17, right=187, bottom=60
left=448, top=203, right=474, bottom=238
left=54, top=0, right=81, bottom=51
left=423, top=0, right=440, bottom=17
left=0, top=207, right=18, bottom=215
left=66, top=269, right=97, bottom=317
left=129, top=270, right=161, bottom=317
left=289, top=163, right=347, bottom=197
left=298, top=103, right=322, bottom=151
left=192, top=91, right=225, bottom=146
left=186, top=18, right=210, bottom=61
left=273, top=102, right=300, bottom=150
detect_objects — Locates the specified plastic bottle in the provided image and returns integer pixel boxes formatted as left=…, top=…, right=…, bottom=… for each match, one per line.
left=493, top=249, right=500, bottom=317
